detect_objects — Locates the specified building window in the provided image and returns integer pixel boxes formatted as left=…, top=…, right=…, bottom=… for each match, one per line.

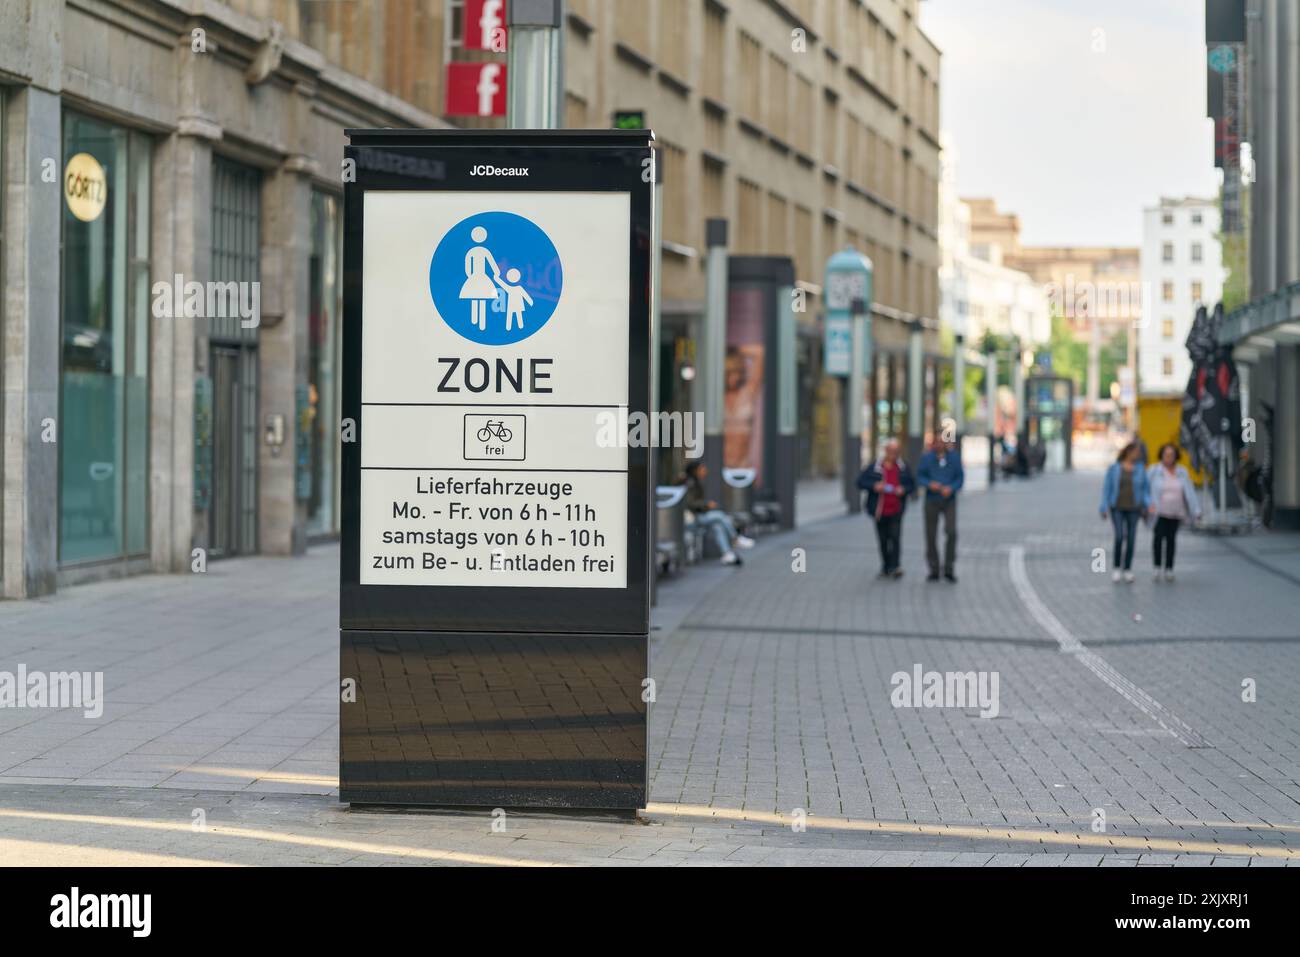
left=702, top=155, right=725, bottom=226
left=1162, top=212, right=1174, bottom=226
left=659, top=141, right=688, bottom=245
left=1162, top=357, right=1173, bottom=376
left=736, top=177, right=762, bottom=254
left=1162, top=318, right=1174, bottom=339
left=1191, top=280, right=1203, bottom=302
left=1162, top=242, right=1173, bottom=263
left=822, top=89, right=839, bottom=168
left=1191, top=212, right=1202, bottom=225
left=701, top=2, right=726, bottom=102
left=738, top=32, right=763, bottom=123
left=1161, top=280, right=1174, bottom=302
left=59, top=112, right=152, bottom=565
left=306, top=191, right=342, bottom=537
left=207, top=156, right=262, bottom=557
left=1191, top=242, right=1202, bottom=263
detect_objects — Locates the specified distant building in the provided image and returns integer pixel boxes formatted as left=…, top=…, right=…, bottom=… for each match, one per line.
left=1139, top=197, right=1225, bottom=395
left=938, top=144, right=1048, bottom=347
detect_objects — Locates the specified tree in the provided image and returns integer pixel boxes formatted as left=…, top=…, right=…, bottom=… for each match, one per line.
left=1219, top=184, right=1250, bottom=313
left=1047, top=306, right=1087, bottom=389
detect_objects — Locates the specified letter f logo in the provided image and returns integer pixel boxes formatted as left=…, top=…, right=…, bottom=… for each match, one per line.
left=480, top=0, right=504, bottom=40
left=477, top=64, right=501, bottom=117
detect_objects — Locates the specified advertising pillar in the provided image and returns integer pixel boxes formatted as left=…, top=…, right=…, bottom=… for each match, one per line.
left=724, top=256, right=797, bottom=529
left=822, top=248, right=874, bottom=511
left=339, top=129, right=653, bottom=809
left=702, top=219, right=728, bottom=505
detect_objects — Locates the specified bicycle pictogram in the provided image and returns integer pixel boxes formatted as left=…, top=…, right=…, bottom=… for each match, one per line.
left=476, top=420, right=513, bottom=443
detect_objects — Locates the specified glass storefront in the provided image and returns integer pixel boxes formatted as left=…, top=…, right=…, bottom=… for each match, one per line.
left=59, top=112, right=151, bottom=564
left=306, top=191, right=342, bottom=536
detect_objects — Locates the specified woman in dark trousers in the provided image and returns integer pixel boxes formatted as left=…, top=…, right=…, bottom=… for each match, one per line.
left=1099, top=441, right=1150, bottom=584
left=1146, top=443, right=1202, bottom=582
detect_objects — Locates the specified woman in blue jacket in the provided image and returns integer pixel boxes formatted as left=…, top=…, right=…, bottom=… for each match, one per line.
left=1099, top=442, right=1150, bottom=583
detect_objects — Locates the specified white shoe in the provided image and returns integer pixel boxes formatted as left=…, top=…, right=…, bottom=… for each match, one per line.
left=735, top=535, right=756, bottom=550
left=1164, top=570, right=1175, bottom=582
left=1123, top=571, right=1135, bottom=583
left=720, top=551, right=740, bottom=565
left=1153, top=570, right=1163, bottom=583
left=1111, top=570, right=1122, bottom=583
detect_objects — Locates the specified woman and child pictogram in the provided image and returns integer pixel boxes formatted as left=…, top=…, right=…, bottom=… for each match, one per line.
left=459, top=225, right=534, bottom=332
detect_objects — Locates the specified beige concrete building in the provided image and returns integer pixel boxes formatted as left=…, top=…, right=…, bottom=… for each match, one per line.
left=965, top=200, right=1140, bottom=337
left=562, top=0, right=944, bottom=477
left=963, top=198, right=1141, bottom=411
left=0, top=0, right=941, bottom=597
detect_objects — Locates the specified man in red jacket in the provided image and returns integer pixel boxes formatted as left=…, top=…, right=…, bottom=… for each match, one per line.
left=856, top=439, right=917, bottom=579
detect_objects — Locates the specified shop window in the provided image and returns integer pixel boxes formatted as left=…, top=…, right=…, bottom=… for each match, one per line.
left=306, top=191, right=343, bottom=537
left=59, top=112, right=151, bottom=564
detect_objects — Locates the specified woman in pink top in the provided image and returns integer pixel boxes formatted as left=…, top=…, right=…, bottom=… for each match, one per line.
left=1147, top=443, right=1202, bottom=582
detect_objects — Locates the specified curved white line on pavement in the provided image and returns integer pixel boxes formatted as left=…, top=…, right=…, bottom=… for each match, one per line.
left=1007, top=545, right=1209, bottom=748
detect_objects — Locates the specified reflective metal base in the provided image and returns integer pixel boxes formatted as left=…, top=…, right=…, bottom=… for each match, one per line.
left=340, top=630, right=648, bottom=809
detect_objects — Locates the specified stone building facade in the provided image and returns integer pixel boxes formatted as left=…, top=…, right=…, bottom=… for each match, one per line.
left=0, top=0, right=942, bottom=597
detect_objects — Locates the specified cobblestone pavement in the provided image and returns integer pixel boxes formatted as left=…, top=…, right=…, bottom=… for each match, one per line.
left=1, top=471, right=1297, bottom=866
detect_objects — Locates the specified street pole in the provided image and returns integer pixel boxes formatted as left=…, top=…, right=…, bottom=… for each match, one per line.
left=507, top=0, right=563, bottom=129
left=906, top=318, right=924, bottom=465
left=985, top=343, right=998, bottom=487
left=953, top=332, right=966, bottom=437
left=649, top=150, right=662, bottom=603
left=1012, top=336, right=1026, bottom=444
left=703, top=218, right=728, bottom=505
left=844, top=296, right=867, bottom=513
left=1086, top=316, right=1100, bottom=410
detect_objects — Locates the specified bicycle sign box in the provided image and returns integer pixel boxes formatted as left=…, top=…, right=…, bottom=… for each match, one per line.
left=463, top=412, right=525, bottom=460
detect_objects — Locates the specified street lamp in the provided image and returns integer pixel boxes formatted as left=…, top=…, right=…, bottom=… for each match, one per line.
left=506, top=0, right=563, bottom=129
left=984, top=340, right=998, bottom=487
left=845, top=295, right=868, bottom=513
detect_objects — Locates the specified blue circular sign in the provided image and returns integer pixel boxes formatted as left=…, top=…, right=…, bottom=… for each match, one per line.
left=428, top=210, right=563, bottom=346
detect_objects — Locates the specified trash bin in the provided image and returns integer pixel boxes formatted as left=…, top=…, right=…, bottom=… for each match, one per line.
left=752, top=490, right=782, bottom=531
left=655, top=485, right=687, bottom=576
left=721, top=467, right=756, bottom=532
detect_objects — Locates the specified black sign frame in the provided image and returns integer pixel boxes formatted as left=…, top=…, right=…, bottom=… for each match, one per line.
left=340, top=130, right=654, bottom=637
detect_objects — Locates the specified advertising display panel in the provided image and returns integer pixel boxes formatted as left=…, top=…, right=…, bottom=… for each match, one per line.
left=340, top=130, right=653, bottom=809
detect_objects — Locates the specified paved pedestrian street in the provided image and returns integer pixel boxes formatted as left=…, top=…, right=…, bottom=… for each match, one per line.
left=2, top=472, right=1298, bottom=866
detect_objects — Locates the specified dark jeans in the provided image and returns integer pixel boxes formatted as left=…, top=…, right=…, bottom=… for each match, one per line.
left=924, top=497, right=957, bottom=575
left=1153, top=516, right=1181, bottom=570
left=875, top=513, right=902, bottom=572
left=1110, top=509, right=1140, bottom=570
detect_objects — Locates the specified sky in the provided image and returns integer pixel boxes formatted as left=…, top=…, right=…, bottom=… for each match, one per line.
left=919, top=0, right=1220, bottom=247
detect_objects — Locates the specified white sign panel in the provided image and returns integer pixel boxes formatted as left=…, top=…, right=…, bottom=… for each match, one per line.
left=824, top=314, right=851, bottom=377
left=361, top=190, right=630, bottom=588
left=825, top=270, right=868, bottom=312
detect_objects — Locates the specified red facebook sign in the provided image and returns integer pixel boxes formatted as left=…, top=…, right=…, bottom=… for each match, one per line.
left=464, top=0, right=508, bottom=51
left=444, top=62, right=507, bottom=117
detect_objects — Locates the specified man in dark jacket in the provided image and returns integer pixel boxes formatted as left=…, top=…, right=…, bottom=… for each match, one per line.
left=857, top=438, right=916, bottom=579
left=916, top=436, right=965, bottom=582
